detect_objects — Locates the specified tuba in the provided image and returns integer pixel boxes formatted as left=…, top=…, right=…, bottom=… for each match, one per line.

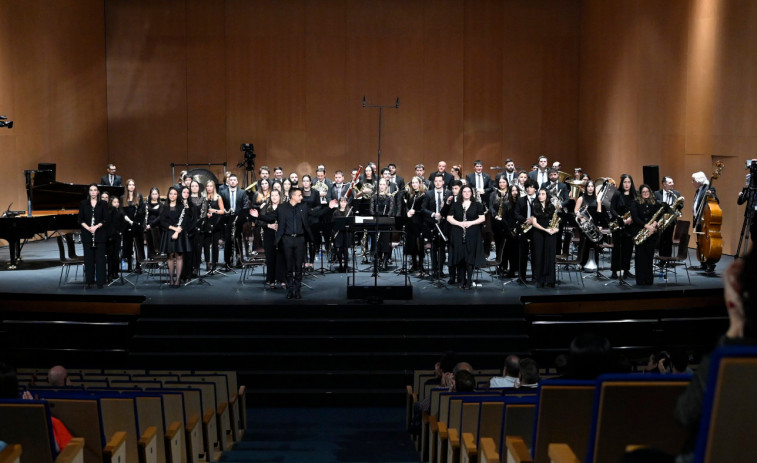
left=575, top=204, right=603, bottom=242
left=565, top=179, right=587, bottom=200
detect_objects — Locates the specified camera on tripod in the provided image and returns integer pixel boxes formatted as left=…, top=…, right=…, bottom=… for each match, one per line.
left=746, top=159, right=757, bottom=189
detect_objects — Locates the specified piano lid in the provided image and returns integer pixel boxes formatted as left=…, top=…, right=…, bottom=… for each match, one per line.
left=25, top=170, right=125, bottom=212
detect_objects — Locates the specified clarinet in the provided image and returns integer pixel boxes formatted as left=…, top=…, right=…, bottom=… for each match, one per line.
left=91, top=204, right=97, bottom=248
left=172, top=204, right=186, bottom=240
left=143, top=200, right=150, bottom=231
left=462, top=202, right=469, bottom=244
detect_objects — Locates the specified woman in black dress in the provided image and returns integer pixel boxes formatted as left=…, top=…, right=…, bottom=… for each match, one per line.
left=489, top=176, right=510, bottom=275
left=446, top=185, right=486, bottom=289
left=574, top=179, right=601, bottom=268
left=159, top=187, right=190, bottom=287
left=78, top=183, right=108, bottom=288
left=630, top=184, right=663, bottom=286
left=301, top=175, right=323, bottom=270
left=121, top=179, right=143, bottom=272
left=203, top=180, right=225, bottom=272
left=371, top=178, right=396, bottom=271
left=402, top=176, right=428, bottom=275
left=530, top=188, right=560, bottom=288
left=502, top=184, right=521, bottom=278
left=331, top=196, right=353, bottom=273
left=253, top=189, right=286, bottom=289
left=610, top=174, right=636, bottom=279
left=144, top=187, right=163, bottom=258
left=188, top=180, right=206, bottom=279
left=179, top=186, right=198, bottom=283
left=105, top=196, right=126, bottom=282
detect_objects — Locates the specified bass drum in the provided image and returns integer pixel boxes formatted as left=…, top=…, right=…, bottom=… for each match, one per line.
left=187, top=168, right=220, bottom=189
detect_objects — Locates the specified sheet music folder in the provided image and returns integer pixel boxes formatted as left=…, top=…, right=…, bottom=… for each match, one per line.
left=345, top=215, right=395, bottom=231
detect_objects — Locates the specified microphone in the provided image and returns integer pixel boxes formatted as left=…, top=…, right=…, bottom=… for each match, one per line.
left=362, top=96, right=366, bottom=108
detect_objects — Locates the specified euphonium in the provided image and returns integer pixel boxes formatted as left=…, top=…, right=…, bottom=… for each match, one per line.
left=576, top=205, right=603, bottom=243
left=633, top=205, right=666, bottom=245
left=658, top=195, right=685, bottom=233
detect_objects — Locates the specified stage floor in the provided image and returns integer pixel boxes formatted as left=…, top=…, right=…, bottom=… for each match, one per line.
left=0, top=236, right=727, bottom=309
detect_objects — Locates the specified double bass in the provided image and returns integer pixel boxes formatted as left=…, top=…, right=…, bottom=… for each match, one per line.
left=694, top=161, right=724, bottom=267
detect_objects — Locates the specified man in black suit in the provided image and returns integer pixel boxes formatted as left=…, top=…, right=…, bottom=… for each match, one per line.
left=423, top=174, right=452, bottom=279
left=496, top=158, right=518, bottom=185
left=654, top=176, right=682, bottom=257
left=528, top=155, right=550, bottom=188
left=466, top=160, right=493, bottom=204
left=544, top=168, right=571, bottom=253
left=219, top=174, right=250, bottom=269
left=100, top=164, right=122, bottom=187
left=388, top=163, right=405, bottom=192
left=415, top=164, right=432, bottom=189
left=428, top=161, right=454, bottom=189
left=272, top=188, right=314, bottom=299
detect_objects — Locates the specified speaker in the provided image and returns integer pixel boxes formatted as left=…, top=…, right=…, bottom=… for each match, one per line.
left=643, top=165, right=660, bottom=190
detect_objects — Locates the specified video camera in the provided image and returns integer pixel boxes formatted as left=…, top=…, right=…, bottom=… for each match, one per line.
left=747, top=159, right=757, bottom=189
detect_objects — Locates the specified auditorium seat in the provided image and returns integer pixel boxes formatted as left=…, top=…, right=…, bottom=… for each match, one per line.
left=0, top=399, right=85, bottom=463
left=0, top=444, right=22, bottom=463
left=435, top=392, right=499, bottom=463
left=692, top=345, right=757, bottom=463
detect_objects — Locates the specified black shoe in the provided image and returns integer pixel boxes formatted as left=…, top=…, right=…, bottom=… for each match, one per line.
left=286, top=291, right=293, bottom=299
left=624, top=271, right=634, bottom=279
left=295, top=291, right=302, bottom=299
left=611, top=271, right=618, bottom=279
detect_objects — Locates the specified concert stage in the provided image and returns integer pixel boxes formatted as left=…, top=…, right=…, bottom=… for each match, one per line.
left=0, top=238, right=730, bottom=405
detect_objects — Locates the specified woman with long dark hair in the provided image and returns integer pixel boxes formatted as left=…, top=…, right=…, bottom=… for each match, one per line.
left=203, top=180, right=225, bottom=272
left=574, top=179, right=601, bottom=268
left=402, top=176, right=428, bottom=275
left=159, top=186, right=190, bottom=287
left=609, top=174, right=636, bottom=279
left=502, top=184, right=521, bottom=278
left=144, top=187, right=163, bottom=258
left=490, top=176, right=510, bottom=276
left=631, top=184, right=663, bottom=285
left=446, top=185, right=486, bottom=289
left=122, top=179, right=143, bottom=272
left=530, top=188, right=560, bottom=288
left=253, top=189, right=286, bottom=289
left=105, top=196, right=126, bottom=282
left=78, top=183, right=108, bottom=288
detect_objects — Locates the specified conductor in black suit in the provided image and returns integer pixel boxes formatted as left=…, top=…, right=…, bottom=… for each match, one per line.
left=100, top=164, right=122, bottom=187
left=654, top=176, right=682, bottom=257
left=273, top=188, right=314, bottom=299
left=219, top=174, right=250, bottom=268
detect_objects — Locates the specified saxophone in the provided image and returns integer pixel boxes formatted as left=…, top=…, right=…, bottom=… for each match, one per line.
left=633, top=204, right=665, bottom=245
left=609, top=211, right=630, bottom=232
left=658, top=196, right=685, bottom=233
left=548, top=204, right=561, bottom=229
left=496, top=189, right=505, bottom=220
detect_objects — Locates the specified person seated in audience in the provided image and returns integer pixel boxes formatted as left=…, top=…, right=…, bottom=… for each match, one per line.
left=451, top=370, right=475, bottom=392
left=669, top=351, right=692, bottom=374
left=644, top=351, right=671, bottom=374
left=674, top=245, right=757, bottom=460
left=47, top=365, right=70, bottom=387
left=517, top=358, right=540, bottom=388
left=553, top=354, right=568, bottom=376
left=562, top=333, right=628, bottom=379
left=490, top=354, right=520, bottom=388
left=409, top=352, right=458, bottom=436
left=0, top=362, right=73, bottom=452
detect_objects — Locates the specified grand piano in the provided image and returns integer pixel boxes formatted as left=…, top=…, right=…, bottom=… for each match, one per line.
left=0, top=165, right=124, bottom=269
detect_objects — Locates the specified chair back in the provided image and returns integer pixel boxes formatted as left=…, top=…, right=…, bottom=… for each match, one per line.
left=64, top=233, right=80, bottom=258
left=586, top=374, right=690, bottom=463
left=673, top=219, right=690, bottom=242
left=56, top=235, right=68, bottom=261
left=676, top=233, right=690, bottom=260
left=694, top=345, right=757, bottom=463
left=0, top=400, right=58, bottom=463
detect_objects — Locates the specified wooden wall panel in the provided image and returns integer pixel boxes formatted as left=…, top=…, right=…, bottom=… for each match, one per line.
left=0, top=0, right=107, bottom=240
left=105, top=0, right=189, bottom=191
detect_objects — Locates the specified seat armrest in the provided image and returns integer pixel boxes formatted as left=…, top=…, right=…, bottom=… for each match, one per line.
left=139, top=426, right=159, bottom=463
left=0, top=445, right=22, bottom=463
left=461, top=432, right=477, bottom=460
left=548, top=443, right=580, bottom=463
left=449, top=428, right=460, bottom=448
left=55, top=437, right=85, bottom=463
left=103, top=431, right=127, bottom=463
left=479, top=438, right=499, bottom=463
left=505, top=436, right=533, bottom=463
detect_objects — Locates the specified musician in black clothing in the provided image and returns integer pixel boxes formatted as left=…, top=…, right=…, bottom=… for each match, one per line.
left=219, top=174, right=250, bottom=269
left=530, top=188, right=559, bottom=288
left=159, top=187, right=191, bottom=287
left=428, top=161, right=454, bottom=189
left=203, top=180, right=225, bottom=272
left=187, top=180, right=206, bottom=279
left=122, top=179, right=143, bottom=272
left=503, top=185, right=521, bottom=278
left=401, top=176, right=429, bottom=275
left=105, top=196, right=126, bottom=282
left=609, top=174, right=636, bottom=280
left=254, top=188, right=314, bottom=299
left=100, top=163, right=122, bottom=187
left=514, top=179, right=539, bottom=283
left=331, top=197, right=353, bottom=273
left=251, top=189, right=286, bottom=288
left=446, top=185, right=486, bottom=290
left=490, top=176, right=510, bottom=276
left=179, top=186, right=199, bottom=282
left=692, top=171, right=720, bottom=273
left=370, top=178, right=396, bottom=271
left=423, top=174, right=451, bottom=278
left=79, top=184, right=108, bottom=288
left=654, top=176, right=682, bottom=257
left=631, top=184, right=664, bottom=286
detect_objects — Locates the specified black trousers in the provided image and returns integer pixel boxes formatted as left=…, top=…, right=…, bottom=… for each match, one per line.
left=83, top=241, right=107, bottom=285
left=611, top=231, right=633, bottom=272
left=658, top=223, right=675, bottom=257
left=532, top=230, right=556, bottom=285
left=224, top=214, right=243, bottom=265
left=106, top=235, right=121, bottom=279
left=429, top=229, right=446, bottom=275
left=518, top=232, right=534, bottom=281
left=282, top=235, right=306, bottom=292
left=635, top=236, right=657, bottom=285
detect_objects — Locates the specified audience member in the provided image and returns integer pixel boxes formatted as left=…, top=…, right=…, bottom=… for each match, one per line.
left=674, top=245, right=757, bottom=459
left=490, top=354, right=520, bottom=388
left=452, top=370, right=476, bottom=392
left=553, top=354, right=568, bottom=376
left=563, top=333, right=628, bottom=379
left=517, top=358, right=540, bottom=388
left=670, top=351, right=692, bottom=374
left=48, top=365, right=70, bottom=387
